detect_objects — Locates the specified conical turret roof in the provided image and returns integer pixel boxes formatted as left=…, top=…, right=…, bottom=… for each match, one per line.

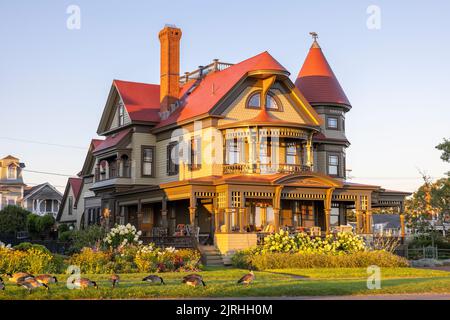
left=295, top=39, right=350, bottom=107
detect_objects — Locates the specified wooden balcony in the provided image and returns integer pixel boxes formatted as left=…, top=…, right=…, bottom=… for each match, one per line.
left=223, top=163, right=311, bottom=175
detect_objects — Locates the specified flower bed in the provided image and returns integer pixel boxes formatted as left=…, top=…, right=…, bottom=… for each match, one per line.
left=231, top=230, right=409, bottom=270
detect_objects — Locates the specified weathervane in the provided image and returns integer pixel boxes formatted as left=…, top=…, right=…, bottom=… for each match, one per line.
left=309, top=32, right=318, bottom=41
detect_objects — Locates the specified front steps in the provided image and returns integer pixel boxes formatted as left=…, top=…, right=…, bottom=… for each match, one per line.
left=198, top=245, right=224, bottom=266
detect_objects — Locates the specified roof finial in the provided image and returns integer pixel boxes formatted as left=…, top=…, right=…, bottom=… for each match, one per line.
left=309, top=32, right=318, bottom=41
left=309, top=32, right=320, bottom=48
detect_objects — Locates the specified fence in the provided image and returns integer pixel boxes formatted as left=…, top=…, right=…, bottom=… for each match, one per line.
left=0, top=237, right=71, bottom=255
left=405, top=247, right=450, bottom=260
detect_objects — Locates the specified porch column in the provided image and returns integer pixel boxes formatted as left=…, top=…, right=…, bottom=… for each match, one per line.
left=161, top=196, right=168, bottom=229
left=273, top=208, right=280, bottom=231
left=355, top=195, right=362, bottom=234
left=365, top=211, right=373, bottom=233
left=324, top=209, right=331, bottom=234
left=261, top=206, right=267, bottom=226
left=305, top=134, right=314, bottom=168
left=214, top=209, right=220, bottom=232
left=189, top=207, right=197, bottom=227
left=224, top=208, right=233, bottom=232
left=239, top=207, right=246, bottom=232
left=400, top=214, right=406, bottom=238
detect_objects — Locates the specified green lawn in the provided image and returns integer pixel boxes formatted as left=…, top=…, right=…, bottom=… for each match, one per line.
left=1, top=267, right=449, bottom=300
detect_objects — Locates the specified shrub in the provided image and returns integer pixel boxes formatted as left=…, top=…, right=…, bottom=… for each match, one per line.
left=258, top=230, right=366, bottom=255
left=103, top=224, right=142, bottom=249
left=232, top=250, right=409, bottom=270
left=67, top=225, right=106, bottom=254
left=26, top=214, right=55, bottom=238
left=0, top=205, right=30, bottom=235
left=134, top=244, right=201, bottom=273
left=13, top=242, right=51, bottom=254
left=68, top=247, right=113, bottom=274
left=0, top=245, right=64, bottom=274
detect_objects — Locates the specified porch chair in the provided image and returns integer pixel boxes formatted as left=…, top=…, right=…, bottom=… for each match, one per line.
left=186, top=224, right=200, bottom=243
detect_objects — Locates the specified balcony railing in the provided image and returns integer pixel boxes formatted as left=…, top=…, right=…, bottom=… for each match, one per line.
left=223, top=163, right=311, bottom=175
left=94, top=164, right=131, bottom=182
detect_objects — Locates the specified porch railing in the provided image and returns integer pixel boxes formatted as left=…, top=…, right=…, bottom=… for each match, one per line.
left=223, top=163, right=311, bottom=175
left=141, top=236, right=195, bottom=249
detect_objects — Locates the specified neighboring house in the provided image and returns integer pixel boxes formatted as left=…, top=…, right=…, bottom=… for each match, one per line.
left=0, top=155, right=26, bottom=209
left=59, top=26, right=410, bottom=256
left=56, top=139, right=103, bottom=229
left=57, top=177, right=83, bottom=228
left=22, top=183, right=63, bottom=218
left=372, top=214, right=404, bottom=236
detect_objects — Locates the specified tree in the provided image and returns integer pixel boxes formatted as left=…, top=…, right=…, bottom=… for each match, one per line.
left=436, top=138, right=450, bottom=163
left=27, top=214, right=56, bottom=239
left=0, top=205, right=31, bottom=235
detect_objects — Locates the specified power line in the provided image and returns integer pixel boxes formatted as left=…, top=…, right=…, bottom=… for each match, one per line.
left=23, top=169, right=76, bottom=177
left=0, top=136, right=86, bottom=150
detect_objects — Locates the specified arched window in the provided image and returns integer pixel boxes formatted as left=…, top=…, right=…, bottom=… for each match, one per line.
left=7, top=164, right=16, bottom=179
left=246, top=91, right=280, bottom=110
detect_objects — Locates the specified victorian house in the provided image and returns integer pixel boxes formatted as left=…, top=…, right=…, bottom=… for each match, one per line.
left=58, top=26, right=409, bottom=258
left=0, top=155, right=26, bottom=209
left=1, top=155, right=62, bottom=217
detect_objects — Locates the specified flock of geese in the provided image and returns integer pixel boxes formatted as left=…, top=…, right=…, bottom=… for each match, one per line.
left=0, top=270, right=255, bottom=294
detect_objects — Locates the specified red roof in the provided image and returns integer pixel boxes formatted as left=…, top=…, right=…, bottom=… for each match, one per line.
left=68, top=178, right=83, bottom=200
left=155, top=51, right=289, bottom=129
left=93, top=129, right=131, bottom=153
left=91, top=139, right=103, bottom=149
left=295, top=41, right=350, bottom=106
left=114, top=80, right=161, bottom=122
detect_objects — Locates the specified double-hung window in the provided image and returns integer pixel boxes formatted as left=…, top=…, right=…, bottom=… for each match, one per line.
left=142, top=146, right=155, bottom=177
left=167, top=142, right=179, bottom=175
left=328, top=154, right=339, bottom=175
left=190, top=136, right=201, bottom=170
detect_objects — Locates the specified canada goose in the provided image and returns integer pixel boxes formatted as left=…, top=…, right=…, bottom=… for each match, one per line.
left=142, top=275, right=165, bottom=285
left=111, top=274, right=120, bottom=288
left=0, top=277, right=5, bottom=290
left=35, top=275, right=58, bottom=285
left=183, top=274, right=203, bottom=282
left=72, top=278, right=98, bottom=290
left=6, top=272, right=34, bottom=284
left=237, top=270, right=255, bottom=285
left=17, top=277, right=49, bottom=294
left=183, top=274, right=206, bottom=287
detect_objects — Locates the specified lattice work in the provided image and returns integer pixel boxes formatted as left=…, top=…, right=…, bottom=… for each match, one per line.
left=224, top=129, right=251, bottom=139
left=231, top=191, right=242, bottom=208
left=217, top=192, right=226, bottom=209
left=361, top=195, right=369, bottom=211
left=281, top=193, right=326, bottom=200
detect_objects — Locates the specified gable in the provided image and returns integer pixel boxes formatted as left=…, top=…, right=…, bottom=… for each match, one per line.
left=216, top=78, right=319, bottom=127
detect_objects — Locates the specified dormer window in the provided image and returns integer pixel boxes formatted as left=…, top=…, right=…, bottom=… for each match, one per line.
left=247, top=91, right=280, bottom=110
left=118, top=103, right=125, bottom=126
left=7, top=164, right=16, bottom=180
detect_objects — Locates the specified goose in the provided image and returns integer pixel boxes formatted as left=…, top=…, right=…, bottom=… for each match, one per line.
left=183, top=274, right=203, bottom=282
left=142, top=274, right=165, bottom=285
left=6, top=272, right=34, bottom=284
left=72, top=278, right=98, bottom=290
left=17, top=277, right=49, bottom=294
left=237, top=270, right=255, bottom=285
left=35, top=275, right=58, bottom=285
left=183, top=274, right=206, bottom=287
left=111, top=274, right=120, bottom=288
left=0, top=277, right=5, bottom=290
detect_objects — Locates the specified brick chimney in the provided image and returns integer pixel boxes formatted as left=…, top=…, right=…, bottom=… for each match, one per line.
left=159, top=25, right=182, bottom=117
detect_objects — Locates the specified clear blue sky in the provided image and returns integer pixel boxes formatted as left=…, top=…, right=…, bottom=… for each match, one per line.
left=0, top=0, right=449, bottom=192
